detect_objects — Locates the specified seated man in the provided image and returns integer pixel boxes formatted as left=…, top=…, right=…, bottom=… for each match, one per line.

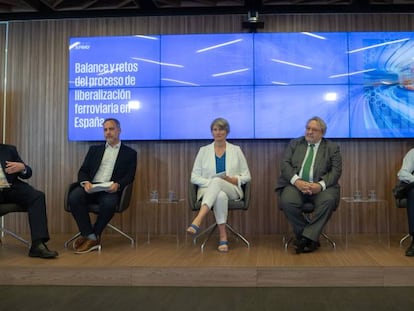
left=68, top=118, right=137, bottom=254
left=0, top=143, right=58, bottom=258
left=397, top=148, right=414, bottom=257
left=276, top=116, right=342, bottom=254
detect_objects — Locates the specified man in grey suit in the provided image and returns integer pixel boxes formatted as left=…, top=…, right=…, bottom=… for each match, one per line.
left=276, top=116, right=342, bottom=254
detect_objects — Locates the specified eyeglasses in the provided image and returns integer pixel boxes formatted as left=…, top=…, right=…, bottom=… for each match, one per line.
left=305, top=126, right=322, bottom=132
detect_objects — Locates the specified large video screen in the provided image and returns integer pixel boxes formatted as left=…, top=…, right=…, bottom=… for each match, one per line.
left=68, top=32, right=414, bottom=140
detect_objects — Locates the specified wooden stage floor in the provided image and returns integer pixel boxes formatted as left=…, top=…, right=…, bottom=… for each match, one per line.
left=1, top=233, right=414, bottom=287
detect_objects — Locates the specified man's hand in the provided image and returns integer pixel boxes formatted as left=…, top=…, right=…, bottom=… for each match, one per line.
left=294, top=179, right=312, bottom=195
left=294, top=180, right=323, bottom=195
left=107, top=182, right=119, bottom=193
left=4, top=161, right=25, bottom=174
left=82, top=181, right=93, bottom=193
left=309, top=182, right=323, bottom=195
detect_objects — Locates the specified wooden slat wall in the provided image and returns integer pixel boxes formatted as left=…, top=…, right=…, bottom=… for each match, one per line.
left=2, top=14, right=414, bottom=237
left=0, top=23, right=6, bottom=141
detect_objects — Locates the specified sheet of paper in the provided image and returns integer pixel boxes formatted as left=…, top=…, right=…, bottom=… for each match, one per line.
left=89, top=181, right=114, bottom=193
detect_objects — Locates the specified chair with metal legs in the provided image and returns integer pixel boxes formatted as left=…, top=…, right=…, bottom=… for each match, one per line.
left=64, top=182, right=135, bottom=248
left=280, top=201, right=337, bottom=250
left=0, top=203, right=30, bottom=246
left=188, top=182, right=251, bottom=251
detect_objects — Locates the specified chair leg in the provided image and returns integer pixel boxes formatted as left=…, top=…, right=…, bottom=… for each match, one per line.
left=65, top=224, right=135, bottom=248
left=64, top=232, right=81, bottom=248
left=282, top=233, right=335, bottom=250
left=321, top=232, right=336, bottom=249
left=195, top=223, right=217, bottom=252
left=304, top=213, right=336, bottom=249
left=0, top=227, right=30, bottom=247
left=106, top=223, right=135, bottom=246
left=400, top=233, right=412, bottom=247
left=192, top=223, right=217, bottom=245
left=283, top=235, right=294, bottom=251
left=225, top=223, right=250, bottom=248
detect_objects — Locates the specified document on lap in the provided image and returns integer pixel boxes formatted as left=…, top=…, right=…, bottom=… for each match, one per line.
left=89, top=181, right=114, bottom=193
left=0, top=182, right=11, bottom=188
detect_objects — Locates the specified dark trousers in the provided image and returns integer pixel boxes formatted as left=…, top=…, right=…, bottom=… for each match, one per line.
left=68, top=186, right=119, bottom=237
left=406, top=188, right=414, bottom=236
left=279, top=184, right=338, bottom=241
left=0, top=182, right=50, bottom=243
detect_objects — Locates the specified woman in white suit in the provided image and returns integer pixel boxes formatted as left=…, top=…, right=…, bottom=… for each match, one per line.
left=187, top=118, right=251, bottom=252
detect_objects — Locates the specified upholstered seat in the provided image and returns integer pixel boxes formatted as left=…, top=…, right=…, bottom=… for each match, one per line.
left=63, top=182, right=135, bottom=248
left=188, top=182, right=251, bottom=251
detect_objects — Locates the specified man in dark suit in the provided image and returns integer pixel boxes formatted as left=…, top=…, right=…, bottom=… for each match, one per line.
left=68, top=118, right=137, bottom=254
left=276, top=116, right=342, bottom=254
left=0, top=144, right=58, bottom=258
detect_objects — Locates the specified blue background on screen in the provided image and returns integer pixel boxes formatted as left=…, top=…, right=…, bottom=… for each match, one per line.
left=68, top=32, right=414, bottom=141
left=160, top=86, right=254, bottom=139
left=161, top=34, right=253, bottom=87
left=254, top=32, right=349, bottom=85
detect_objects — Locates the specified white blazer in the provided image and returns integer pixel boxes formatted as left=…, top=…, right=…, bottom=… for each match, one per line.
left=191, top=141, right=251, bottom=200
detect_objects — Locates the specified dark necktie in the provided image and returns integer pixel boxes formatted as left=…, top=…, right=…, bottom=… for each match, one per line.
left=302, top=144, right=315, bottom=182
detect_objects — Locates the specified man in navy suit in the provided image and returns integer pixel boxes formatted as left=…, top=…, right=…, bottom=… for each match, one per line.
left=276, top=116, right=342, bottom=254
left=68, top=118, right=137, bottom=254
left=0, top=144, right=58, bottom=258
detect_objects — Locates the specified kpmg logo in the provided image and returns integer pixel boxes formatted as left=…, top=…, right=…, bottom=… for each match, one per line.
left=69, top=41, right=91, bottom=50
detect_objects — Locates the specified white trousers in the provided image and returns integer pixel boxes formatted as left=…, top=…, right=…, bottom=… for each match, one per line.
left=198, top=177, right=240, bottom=224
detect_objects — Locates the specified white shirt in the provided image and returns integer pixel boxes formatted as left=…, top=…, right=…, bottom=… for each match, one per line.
left=398, top=148, right=414, bottom=183
left=92, top=142, right=121, bottom=183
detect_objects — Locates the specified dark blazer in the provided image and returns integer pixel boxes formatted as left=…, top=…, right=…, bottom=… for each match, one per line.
left=0, top=144, right=32, bottom=185
left=276, top=136, right=342, bottom=194
left=77, top=143, right=137, bottom=192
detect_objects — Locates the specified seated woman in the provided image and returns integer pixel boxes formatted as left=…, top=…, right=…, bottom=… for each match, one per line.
left=186, top=117, right=251, bottom=252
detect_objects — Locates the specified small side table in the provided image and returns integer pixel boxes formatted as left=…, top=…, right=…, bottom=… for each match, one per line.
left=341, top=197, right=390, bottom=248
left=145, top=198, right=186, bottom=245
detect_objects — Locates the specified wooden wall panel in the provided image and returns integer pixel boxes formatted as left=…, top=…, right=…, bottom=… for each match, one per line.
left=2, top=13, right=414, bottom=238
left=0, top=23, right=6, bottom=141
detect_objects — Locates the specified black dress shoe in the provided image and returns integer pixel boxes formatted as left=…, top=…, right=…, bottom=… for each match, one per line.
left=303, top=240, right=320, bottom=253
left=295, top=237, right=320, bottom=254
left=29, top=242, right=58, bottom=259
left=295, top=237, right=309, bottom=254
left=405, top=243, right=414, bottom=257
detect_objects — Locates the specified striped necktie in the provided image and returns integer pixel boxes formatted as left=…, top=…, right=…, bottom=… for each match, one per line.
left=302, top=144, right=315, bottom=182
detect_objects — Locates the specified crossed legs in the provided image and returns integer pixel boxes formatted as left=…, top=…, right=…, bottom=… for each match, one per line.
left=280, top=184, right=337, bottom=253
left=187, top=178, right=239, bottom=250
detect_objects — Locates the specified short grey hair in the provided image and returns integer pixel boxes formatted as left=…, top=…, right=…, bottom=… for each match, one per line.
left=210, top=117, right=230, bottom=134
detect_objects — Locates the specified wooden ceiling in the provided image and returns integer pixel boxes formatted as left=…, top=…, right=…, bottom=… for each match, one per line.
left=0, top=0, right=414, bottom=21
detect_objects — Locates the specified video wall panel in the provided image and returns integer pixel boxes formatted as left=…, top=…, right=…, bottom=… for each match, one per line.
left=68, top=32, right=414, bottom=140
